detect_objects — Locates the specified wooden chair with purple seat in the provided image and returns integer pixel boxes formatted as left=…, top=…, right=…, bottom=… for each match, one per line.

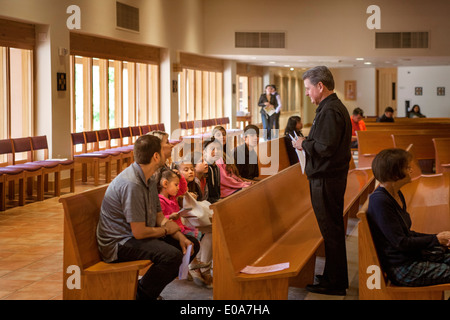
left=95, top=129, right=124, bottom=176
left=139, top=125, right=151, bottom=135
left=11, top=137, right=45, bottom=202
left=120, top=127, right=133, bottom=150
left=30, top=135, right=75, bottom=196
left=0, top=139, right=26, bottom=210
left=107, top=127, right=134, bottom=165
left=71, top=132, right=111, bottom=186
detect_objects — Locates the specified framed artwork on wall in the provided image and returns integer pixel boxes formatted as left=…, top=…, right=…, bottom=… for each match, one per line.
left=415, top=87, right=422, bottom=96
left=345, top=80, right=356, bottom=100
left=437, top=87, right=445, bottom=96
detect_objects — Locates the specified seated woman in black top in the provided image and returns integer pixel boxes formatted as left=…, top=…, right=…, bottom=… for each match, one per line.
left=283, top=115, right=304, bottom=165
left=408, top=104, right=426, bottom=118
left=367, top=148, right=450, bottom=286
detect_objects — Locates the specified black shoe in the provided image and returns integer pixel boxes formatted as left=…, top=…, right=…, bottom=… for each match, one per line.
left=305, top=284, right=346, bottom=296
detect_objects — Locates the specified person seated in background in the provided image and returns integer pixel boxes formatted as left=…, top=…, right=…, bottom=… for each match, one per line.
left=202, top=138, right=222, bottom=204
left=367, top=148, right=450, bottom=287
left=233, top=124, right=260, bottom=181
left=283, top=115, right=304, bottom=165
left=409, top=104, right=426, bottom=118
left=350, top=107, right=366, bottom=149
left=377, top=106, right=395, bottom=122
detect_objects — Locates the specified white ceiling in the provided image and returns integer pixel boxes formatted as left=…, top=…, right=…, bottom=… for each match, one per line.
left=210, top=54, right=450, bottom=70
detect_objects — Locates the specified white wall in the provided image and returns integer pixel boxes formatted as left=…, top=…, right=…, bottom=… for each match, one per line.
left=398, top=66, right=450, bottom=118
left=331, top=68, right=376, bottom=117
left=203, top=0, right=450, bottom=58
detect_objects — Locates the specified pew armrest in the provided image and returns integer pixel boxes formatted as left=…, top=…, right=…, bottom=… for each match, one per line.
left=84, top=260, right=152, bottom=275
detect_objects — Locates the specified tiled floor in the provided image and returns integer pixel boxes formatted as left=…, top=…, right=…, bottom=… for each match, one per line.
left=0, top=180, right=360, bottom=300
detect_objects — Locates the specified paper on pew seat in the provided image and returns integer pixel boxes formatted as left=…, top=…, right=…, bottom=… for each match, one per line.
left=240, top=262, right=290, bottom=274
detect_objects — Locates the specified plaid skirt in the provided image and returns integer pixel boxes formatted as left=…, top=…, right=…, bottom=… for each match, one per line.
left=389, top=253, right=450, bottom=287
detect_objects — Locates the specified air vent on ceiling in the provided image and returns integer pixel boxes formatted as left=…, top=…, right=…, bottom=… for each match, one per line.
left=116, top=2, right=139, bottom=32
left=235, top=32, right=285, bottom=48
left=375, top=32, right=428, bottom=49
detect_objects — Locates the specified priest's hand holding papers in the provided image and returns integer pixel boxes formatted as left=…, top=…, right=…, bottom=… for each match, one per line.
left=290, top=131, right=306, bottom=174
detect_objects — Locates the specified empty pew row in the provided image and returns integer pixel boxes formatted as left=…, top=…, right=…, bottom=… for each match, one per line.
left=358, top=172, right=450, bottom=300
left=211, top=163, right=374, bottom=300
left=356, top=129, right=450, bottom=169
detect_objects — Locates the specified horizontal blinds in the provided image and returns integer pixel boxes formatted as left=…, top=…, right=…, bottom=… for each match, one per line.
left=0, top=18, right=35, bottom=50
left=70, top=32, right=160, bottom=64
left=180, top=52, right=224, bottom=73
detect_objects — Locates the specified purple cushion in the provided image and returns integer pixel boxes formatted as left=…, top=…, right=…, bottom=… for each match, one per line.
left=0, top=166, right=24, bottom=174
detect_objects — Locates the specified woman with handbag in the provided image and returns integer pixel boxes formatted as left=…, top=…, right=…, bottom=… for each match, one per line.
left=367, top=148, right=450, bottom=287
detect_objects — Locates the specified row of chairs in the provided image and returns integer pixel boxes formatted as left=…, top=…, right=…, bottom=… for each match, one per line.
left=70, top=124, right=166, bottom=186
left=0, top=136, right=75, bottom=211
left=179, top=117, right=230, bottom=135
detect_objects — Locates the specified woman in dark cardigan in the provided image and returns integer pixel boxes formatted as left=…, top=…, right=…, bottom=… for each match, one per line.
left=367, top=148, right=450, bottom=286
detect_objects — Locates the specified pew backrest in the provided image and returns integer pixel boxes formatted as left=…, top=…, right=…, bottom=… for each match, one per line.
left=212, top=163, right=311, bottom=274
left=60, top=185, right=108, bottom=270
left=433, top=138, right=450, bottom=173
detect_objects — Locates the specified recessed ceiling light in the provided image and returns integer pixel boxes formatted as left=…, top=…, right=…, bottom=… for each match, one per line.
left=269, top=61, right=276, bottom=64
left=356, top=58, right=365, bottom=61
left=364, top=62, right=372, bottom=65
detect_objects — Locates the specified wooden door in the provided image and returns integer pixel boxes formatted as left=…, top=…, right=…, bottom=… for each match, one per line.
left=376, top=68, right=397, bottom=116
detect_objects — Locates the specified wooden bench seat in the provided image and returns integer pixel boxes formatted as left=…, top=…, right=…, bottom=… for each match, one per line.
left=211, top=162, right=375, bottom=300
left=212, top=164, right=318, bottom=299
left=60, top=185, right=151, bottom=300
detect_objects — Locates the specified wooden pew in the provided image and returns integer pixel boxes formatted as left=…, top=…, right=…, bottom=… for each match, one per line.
left=60, top=185, right=151, bottom=300
left=211, top=163, right=375, bottom=300
left=258, top=137, right=291, bottom=178
left=357, top=129, right=450, bottom=169
left=391, top=132, right=450, bottom=160
left=401, top=172, right=450, bottom=234
left=365, top=122, right=450, bottom=131
left=358, top=172, right=450, bottom=300
left=392, top=132, right=450, bottom=173
left=433, top=138, right=450, bottom=173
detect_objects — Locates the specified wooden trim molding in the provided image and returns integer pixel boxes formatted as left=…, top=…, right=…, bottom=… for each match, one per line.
left=180, top=52, right=224, bottom=73
left=70, top=32, right=160, bottom=65
left=0, top=18, right=35, bottom=50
